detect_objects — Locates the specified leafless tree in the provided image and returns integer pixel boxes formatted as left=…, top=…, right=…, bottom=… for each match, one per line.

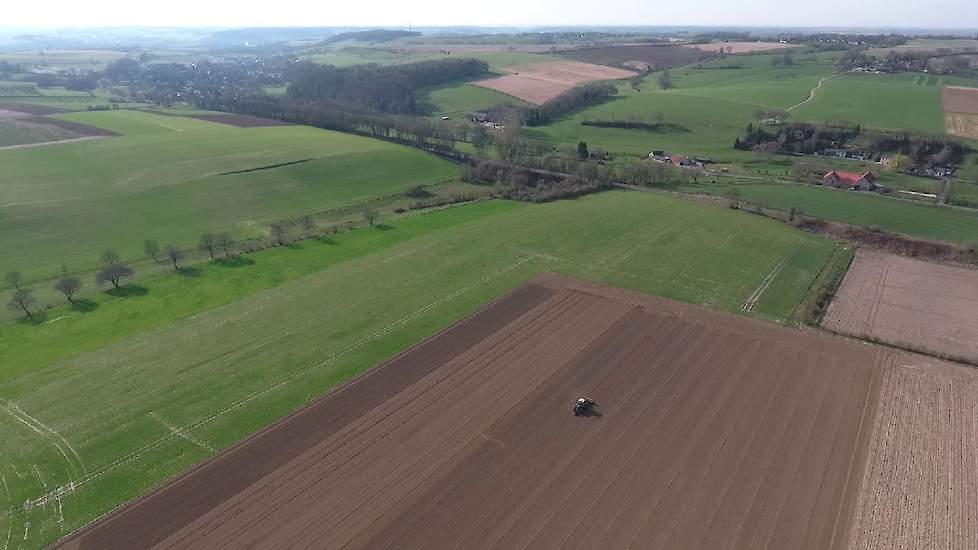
left=300, top=216, right=317, bottom=237
left=97, top=263, right=134, bottom=288
left=54, top=265, right=82, bottom=304
left=198, top=233, right=218, bottom=260
left=143, top=240, right=160, bottom=262
left=269, top=222, right=291, bottom=246
left=217, top=233, right=235, bottom=258
left=8, top=288, right=36, bottom=321
left=4, top=270, right=23, bottom=291
left=165, top=246, right=184, bottom=270
left=363, top=210, right=378, bottom=226
left=101, top=249, right=120, bottom=267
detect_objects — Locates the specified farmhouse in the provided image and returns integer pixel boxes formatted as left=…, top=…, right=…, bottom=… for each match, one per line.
left=823, top=170, right=877, bottom=190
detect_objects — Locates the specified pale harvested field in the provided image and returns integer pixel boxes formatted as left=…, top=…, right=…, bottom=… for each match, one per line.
left=846, top=357, right=978, bottom=549
left=399, top=43, right=569, bottom=53
left=472, top=60, right=635, bottom=104
left=693, top=42, right=798, bottom=54
left=823, top=250, right=978, bottom=362
left=946, top=112, right=978, bottom=139
left=942, top=85, right=978, bottom=114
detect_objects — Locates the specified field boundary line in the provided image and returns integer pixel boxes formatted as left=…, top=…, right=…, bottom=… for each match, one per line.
left=2, top=256, right=533, bottom=521
left=742, top=239, right=803, bottom=314
left=1, top=474, right=10, bottom=550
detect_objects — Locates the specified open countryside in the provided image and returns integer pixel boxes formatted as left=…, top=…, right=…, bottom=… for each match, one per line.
left=1, top=14, right=978, bottom=550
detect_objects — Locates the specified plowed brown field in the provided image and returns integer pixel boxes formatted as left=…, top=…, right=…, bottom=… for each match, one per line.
left=55, top=274, right=978, bottom=549
left=823, top=250, right=978, bottom=363
left=943, top=86, right=978, bottom=115
left=472, top=61, right=635, bottom=104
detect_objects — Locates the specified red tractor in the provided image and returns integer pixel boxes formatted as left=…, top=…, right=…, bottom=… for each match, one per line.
left=572, top=397, right=596, bottom=416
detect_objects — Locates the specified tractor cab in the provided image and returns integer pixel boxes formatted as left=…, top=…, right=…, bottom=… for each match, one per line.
left=573, top=397, right=596, bottom=416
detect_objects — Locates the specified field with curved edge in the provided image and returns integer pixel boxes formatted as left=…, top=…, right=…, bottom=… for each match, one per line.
left=0, top=110, right=457, bottom=282
left=0, top=191, right=839, bottom=547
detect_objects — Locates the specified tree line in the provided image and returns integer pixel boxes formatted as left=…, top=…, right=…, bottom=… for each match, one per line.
left=286, top=58, right=490, bottom=115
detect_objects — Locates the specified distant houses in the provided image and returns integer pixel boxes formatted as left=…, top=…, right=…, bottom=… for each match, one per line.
left=821, top=170, right=877, bottom=191
left=648, top=150, right=710, bottom=169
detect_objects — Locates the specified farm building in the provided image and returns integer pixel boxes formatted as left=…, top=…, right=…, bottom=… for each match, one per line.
left=822, top=170, right=877, bottom=190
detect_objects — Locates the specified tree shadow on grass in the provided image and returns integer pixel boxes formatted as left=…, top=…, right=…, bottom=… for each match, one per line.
left=216, top=256, right=255, bottom=268
left=373, top=223, right=394, bottom=231
left=107, top=284, right=149, bottom=298
left=72, top=298, right=99, bottom=312
left=177, top=267, right=204, bottom=278
left=316, top=236, right=338, bottom=245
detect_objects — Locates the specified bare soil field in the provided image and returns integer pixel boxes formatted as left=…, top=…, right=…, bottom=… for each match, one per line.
left=946, top=112, right=978, bottom=139
left=473, top=61, right=635, bottom=104
left=942, top=85, right=978, bottom=114
left=56, top=273, right=941, bottom=550
left=187, top=113, right=292, bottom=127
left=846, top=357, right=978, bottom=549
left=557, top=44, right=707, bottom=70
left=823, top=249, right=978, bottom=363
left=25, top=116, right=119, bottom=136
left=0, top=102, right=68, bottom=115
left=692, top=41, right=798, bottom=54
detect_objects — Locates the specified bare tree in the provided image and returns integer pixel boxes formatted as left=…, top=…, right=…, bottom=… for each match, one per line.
left=143, top=240, right=161, bottom=262
left=101, top=249, right=120, bottom=267
left=4, top=270, right=23, bottom=291
left=54, top=265, right=82, bottom=305
left=752, top=141, right=780, bottom=162
left=97, top=263, right=134, bottom=289
left=269, top=222, right=291, bottom=246
left=363, top=209, right=378, bottom=226
left=8, top=288, right=36, bottom=321
left=198, top=233, right=218, bottom=260
left=658, top=69, right=672, bottom=90
left=165, top=246, right=184, bottom=271
left=300, top=215, right=317, bottom=237
left=217, top=233, right=235, bottom=258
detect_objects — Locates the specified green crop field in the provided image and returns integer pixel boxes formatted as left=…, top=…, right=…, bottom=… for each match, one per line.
left=0, top=50, right=128, bottom=72
left=790, top=72, right=947, bottom=133
left=0, top=119, right=81, bottom=147
left=0, top=110, right=457, bottom=282
left=0, top=191, right=837, bottom=547
left=423, top=82, right=531, bottom=116
left=681, top=180, right=978, bottom=242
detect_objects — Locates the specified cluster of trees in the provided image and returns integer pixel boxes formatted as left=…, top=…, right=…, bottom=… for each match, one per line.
left=286, top=59, right=489, bottom=114
left=206, top=95, right=470, bottom=157
left=837, top=48, right=977, bottom=76
left=515, top=82, right=619, bottom=126
left=322, top=29, right=421, bottom=45
left=736, top=121, right=969, bottom=170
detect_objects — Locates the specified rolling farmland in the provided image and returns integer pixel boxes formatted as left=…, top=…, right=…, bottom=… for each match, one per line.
left=0, top=192, right=840, bottom=546
left=51, top=274, right=978, bottom=549
left=0, top=109, right=457, bottom=281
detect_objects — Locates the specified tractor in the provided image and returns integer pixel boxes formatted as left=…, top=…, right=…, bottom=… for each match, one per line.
left=572, top=397, right=596, bottom=416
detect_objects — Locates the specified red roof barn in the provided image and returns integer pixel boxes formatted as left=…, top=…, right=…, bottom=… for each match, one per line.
left=822, top=170, right=876, bottom=190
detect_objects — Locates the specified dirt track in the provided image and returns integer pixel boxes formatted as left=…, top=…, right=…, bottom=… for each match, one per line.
left=54, top=274, right=977, bottom=549
left=824, top=249, right=978, bottom=363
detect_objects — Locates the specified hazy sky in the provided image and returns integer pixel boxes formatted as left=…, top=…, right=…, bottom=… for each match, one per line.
left=5, top=0, right=978, bottom=29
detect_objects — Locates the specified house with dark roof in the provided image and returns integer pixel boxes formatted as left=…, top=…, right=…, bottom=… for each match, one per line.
left=822, top=170, right=876, bottom=191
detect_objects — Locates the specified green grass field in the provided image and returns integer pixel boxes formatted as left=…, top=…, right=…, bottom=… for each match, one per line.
left=0, top=50, right=128, bottom=72
left=524, top=52, right=840, bottom=162
left=0, top=110, right=457, bottom=282
left=791, top=72, right=947, bottom=133
left=423, top=82, right=531, bottom=116
left=0, top=119, right=80, bottom=147
left=681, top=180, right=978, bottom=242
left=0, top=191, right=837, bottom=547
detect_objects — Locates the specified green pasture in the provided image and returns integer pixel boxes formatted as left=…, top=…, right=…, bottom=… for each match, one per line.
left=790, top=72, right=947, bottom=133
left=0, top=50, right=127, bottom=72
left=0, top=191, right=836, bottom=547
left=423, top=82, right=530, bottom=116
left=681, top=180, right=978, bottom=242
left=0, top=110, right=457, bottom=282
